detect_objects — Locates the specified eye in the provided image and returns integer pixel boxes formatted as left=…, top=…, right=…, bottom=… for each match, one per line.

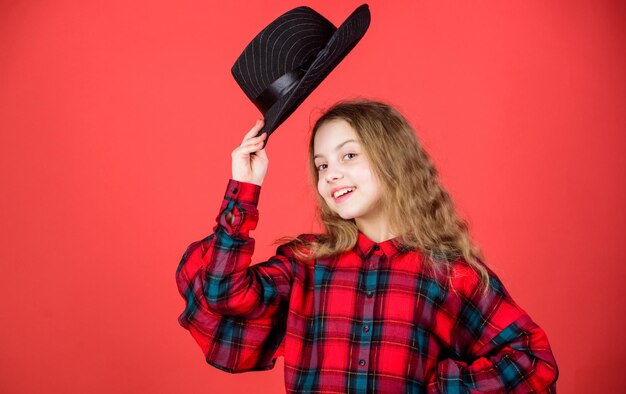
left=316, top=153, right=357, bottom=172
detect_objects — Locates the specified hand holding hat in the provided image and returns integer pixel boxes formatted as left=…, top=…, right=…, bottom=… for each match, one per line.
left=231, top=119, right=268, bottom=186
left=231, top=4, right=371, bottom=148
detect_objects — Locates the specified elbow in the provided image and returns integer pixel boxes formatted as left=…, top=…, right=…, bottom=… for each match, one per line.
left=533, top=348, right=559, bottom=392
left=204, top=272, right=268, bottom=318
left=515, top=324, right=559, bottom=392
left=530, top=325, right=559, bottom=390
left=204, top=276, right=244, bottom=316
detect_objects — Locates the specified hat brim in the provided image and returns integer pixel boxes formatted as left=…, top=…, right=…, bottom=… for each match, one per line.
left=256, top=4, right=371, bottom=146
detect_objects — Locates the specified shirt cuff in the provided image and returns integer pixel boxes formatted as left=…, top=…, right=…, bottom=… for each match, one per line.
left=224, top=179, right=261, bottom=206
left=215, top=179, right=261, bottom=238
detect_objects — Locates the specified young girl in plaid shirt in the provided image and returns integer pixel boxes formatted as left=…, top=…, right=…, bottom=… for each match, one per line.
left=176, top=99, right=558, bottom=393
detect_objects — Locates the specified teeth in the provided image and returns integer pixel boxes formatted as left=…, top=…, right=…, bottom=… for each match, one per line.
left=333, top=187, right=355, bottom=198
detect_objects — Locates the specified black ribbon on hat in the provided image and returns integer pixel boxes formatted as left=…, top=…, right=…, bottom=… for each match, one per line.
left=252, top=60, right=314, bottom=114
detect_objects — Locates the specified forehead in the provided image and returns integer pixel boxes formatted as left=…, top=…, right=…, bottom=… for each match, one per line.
left=313, top=119, right=360, bottom=154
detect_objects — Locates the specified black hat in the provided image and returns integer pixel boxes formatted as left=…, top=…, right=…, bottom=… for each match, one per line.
left=231, top=4, right=371, bottom=146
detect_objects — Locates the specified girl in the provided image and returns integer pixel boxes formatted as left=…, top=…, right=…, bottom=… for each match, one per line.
left=176, top=99, right=558, bottom=393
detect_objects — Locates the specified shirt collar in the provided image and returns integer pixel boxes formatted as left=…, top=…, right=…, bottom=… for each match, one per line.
left=355, top=231, right=413, bottom=259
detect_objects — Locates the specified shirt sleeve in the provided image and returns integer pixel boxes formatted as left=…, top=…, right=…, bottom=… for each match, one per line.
left=175, top=179, right=297, bottom=373
left=428, top=263, right=559, bottom=393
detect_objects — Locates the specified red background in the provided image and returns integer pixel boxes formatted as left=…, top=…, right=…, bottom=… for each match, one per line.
left=1, top=1, right=624, bottom=393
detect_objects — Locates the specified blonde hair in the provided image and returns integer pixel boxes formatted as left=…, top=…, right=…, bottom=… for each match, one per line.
left=274, top=99, right=489, bottom=289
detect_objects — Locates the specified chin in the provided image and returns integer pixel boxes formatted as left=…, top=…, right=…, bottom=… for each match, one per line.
left=338, top=212, right=355, bottom=220
left=333, top=208, right=361, bottom=220
left=326, top=201, right=363, bottom=220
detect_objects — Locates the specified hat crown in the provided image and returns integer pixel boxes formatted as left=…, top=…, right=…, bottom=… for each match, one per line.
left=232, top=7, right=337, bottom=102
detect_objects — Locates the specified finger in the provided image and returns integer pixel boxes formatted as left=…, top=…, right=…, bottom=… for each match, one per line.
left=235, top=138, right=266, bottom=154
left=238, top=134, right=267, bottom=152
left=247, top=131, right=267, bottom=143
left=255, top=146, right=268, bottom=160
left=241, top=119, right=265, bottom=143
left=238, top=134, right=266, bottom=150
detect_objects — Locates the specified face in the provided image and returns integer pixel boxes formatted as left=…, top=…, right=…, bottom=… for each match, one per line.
left=313, top=119, right=386, bottom=226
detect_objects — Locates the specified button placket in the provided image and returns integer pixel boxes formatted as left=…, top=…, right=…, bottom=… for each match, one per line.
left=356, top=249, right=382, bottom=373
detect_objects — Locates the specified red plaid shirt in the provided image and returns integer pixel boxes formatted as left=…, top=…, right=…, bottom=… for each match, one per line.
left=176, top=180, right=558, bottom=393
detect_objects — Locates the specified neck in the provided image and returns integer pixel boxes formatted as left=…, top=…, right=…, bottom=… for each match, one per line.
left=355, top=218, right=396, bottom=243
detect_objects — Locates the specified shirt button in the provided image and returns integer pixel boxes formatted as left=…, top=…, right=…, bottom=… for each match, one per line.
left=363, top=325, right=369, bottom=333
left=372, top=245, right=380, bottom=251
left=366, top=290, right=374, bottom=298
left=232, top=187, right=238, bottom=194
left=359, top=359, right=366, bottom=366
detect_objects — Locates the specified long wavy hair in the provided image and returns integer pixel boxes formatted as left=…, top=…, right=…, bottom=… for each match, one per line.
left=274, top=99, right=489, bottom=289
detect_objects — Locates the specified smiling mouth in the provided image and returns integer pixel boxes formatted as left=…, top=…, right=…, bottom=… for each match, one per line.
left=332, top=187, right=356, bottom=201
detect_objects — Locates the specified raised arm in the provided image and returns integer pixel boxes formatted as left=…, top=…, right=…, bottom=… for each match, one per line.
left=176, top=178, right=295, bottom=320
left=175, top=120, right=296, bottom=372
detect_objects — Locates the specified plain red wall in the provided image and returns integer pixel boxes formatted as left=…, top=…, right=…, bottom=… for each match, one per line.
left=1, top=1, right=624, bottom=393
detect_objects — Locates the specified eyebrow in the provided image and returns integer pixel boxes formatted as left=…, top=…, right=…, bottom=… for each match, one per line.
left=313, top=139, right=358, bottom=160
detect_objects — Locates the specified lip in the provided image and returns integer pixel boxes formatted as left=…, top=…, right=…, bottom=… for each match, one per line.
left=330, top=185, right=356, bottom=196
left=331, top=186, right=356, bottom=202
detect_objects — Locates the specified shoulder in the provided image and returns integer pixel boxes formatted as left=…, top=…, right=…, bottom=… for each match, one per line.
left=446, top=258, right=509, bottom=300
left=448, top=259, right=481, bottom=294
left=274, top=233, right=322, bottom=262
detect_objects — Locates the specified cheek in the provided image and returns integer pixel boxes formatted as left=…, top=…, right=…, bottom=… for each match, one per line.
left=356, top=165, right=376, bottom=184
left=317, top=180, right=326, bottom=198
left=360, top=169, right=382, bottom=196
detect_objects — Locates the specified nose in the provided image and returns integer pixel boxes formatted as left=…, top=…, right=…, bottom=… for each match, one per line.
left=324, top=166, right=343, bottom=183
